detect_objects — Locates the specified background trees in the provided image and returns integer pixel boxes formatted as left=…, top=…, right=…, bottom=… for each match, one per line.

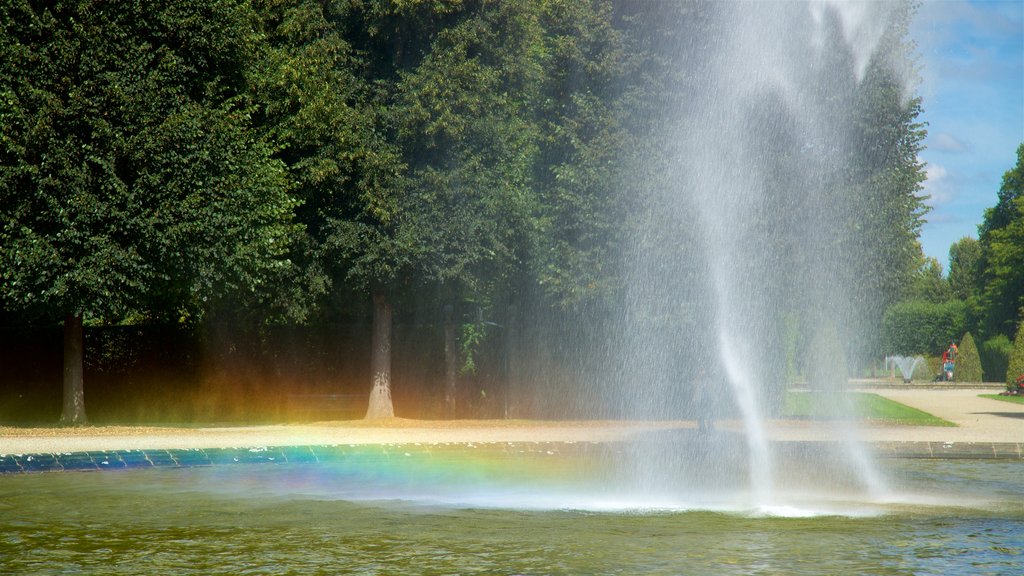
left=0, top=0, right=301, bottom=423
left=878, top=143, right=1023, bottom=382
left=1, top=0, right=949, bottom=421
left=976, top=144, right=1024, bottom=341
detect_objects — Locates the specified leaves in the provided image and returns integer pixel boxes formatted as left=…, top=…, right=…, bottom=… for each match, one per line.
left=976, top=144, right=1024, bottom=338
left=0, top=0, right=300, bottom=323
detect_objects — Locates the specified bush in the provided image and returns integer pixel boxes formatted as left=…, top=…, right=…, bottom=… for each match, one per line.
left=953, top=332, right=983, bottom=383
left=980, top=335, right=1012, bottom=383
left=919, top=356, right=939, bottom=382
left=881, top=300, right=967, bottom=355
left=1008, top=321, right=1024, bottom=388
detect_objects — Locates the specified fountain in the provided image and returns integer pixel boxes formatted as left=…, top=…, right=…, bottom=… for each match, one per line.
left=613, top=0, right=909, bottom=510
left=1, top=2, right=1022, bottom=574
left=887, top=355, right=926, bottom=383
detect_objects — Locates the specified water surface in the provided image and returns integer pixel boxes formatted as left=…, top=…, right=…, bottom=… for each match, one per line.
left=1, top=445, right=1022, bottom=575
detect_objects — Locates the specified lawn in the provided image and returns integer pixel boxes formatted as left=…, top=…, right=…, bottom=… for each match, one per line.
left=784, top=391, right=956, bottom=427
left=979, top=394, right=1024, bottom=405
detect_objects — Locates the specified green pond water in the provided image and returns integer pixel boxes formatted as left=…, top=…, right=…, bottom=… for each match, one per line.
left=1, top=445, right=1022, bottom=575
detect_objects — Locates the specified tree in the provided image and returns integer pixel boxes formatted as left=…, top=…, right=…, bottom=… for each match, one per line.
left=276, top=0, right=556, bottom=418
left=1007, top=317, right=1024, bottom=388
left=829, top=0, right=928, bottom=366
left=948, top=236, right=981, bottom=302
left=0, top=1, right=300, bottom=424
left=980, top=335, right=1012, bottom=384
left=906, top=255, right=953, bottom=304
left=245, top=0, right=408, bottom=419
left=953, top=332, right=983, bottom=383
left=530, top=0, right=630, bottom=309
left=881, top=300, right=966, bottom=356
left=977, top=144, right=1024, bottom=338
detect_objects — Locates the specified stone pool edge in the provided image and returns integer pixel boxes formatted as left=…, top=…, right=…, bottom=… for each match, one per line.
left=2, top=440, right=1022, bottom=474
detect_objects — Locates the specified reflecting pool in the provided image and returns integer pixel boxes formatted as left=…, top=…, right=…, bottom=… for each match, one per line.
left=1, top=444, right=1022, bottom=575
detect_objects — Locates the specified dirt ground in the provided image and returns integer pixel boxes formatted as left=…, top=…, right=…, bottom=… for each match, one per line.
left=2, top=388, right=1021, bottom=454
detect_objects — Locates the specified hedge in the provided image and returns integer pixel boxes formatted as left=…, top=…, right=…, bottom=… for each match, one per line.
left=881, top=300, right=967, bottom=356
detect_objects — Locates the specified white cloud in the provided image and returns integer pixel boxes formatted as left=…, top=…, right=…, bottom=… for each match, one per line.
left=921, top=162, right=955, bottom=207
left=930, top=132, right=969, bottom=153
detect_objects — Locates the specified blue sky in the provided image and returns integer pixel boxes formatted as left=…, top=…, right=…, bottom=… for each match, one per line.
left=911, top=0, right=1024, bottom=269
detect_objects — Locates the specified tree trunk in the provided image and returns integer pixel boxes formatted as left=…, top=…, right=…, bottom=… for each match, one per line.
left=443, top=303, right=457, bottom=418
left=365, top=292, right=395, bottom=419
left=59, top=313, right=87, bottom=426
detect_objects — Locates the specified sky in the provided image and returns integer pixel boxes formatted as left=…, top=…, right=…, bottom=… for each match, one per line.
left=910, top=0, right=1024, bottom=269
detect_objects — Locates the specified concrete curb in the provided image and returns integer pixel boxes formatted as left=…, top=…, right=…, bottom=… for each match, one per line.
left=3, top=439, right=1022, bottom=475
left=871, top=440, right=1024, bottom=459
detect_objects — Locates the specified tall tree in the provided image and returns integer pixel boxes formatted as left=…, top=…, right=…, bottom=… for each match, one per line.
left=840, top=1, right=929, bottom=363
left=977, top=144, right=1024, bottom=339
left=246, top=0, right=408, bottom=418
left=0, top=0, right=300, bottom=424
left=1007, top=316, right=1024, bottom=387
left=906, top=254, right=953, bottom=304
left=255, top=0, right=552, bottom=418
left=529, top=0, right=630, bottom=309
left=948, top=236, right=981, bottom=302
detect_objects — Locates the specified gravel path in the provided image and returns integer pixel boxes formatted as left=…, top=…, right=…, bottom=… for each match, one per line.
left=860, top=388, right=1024, bottom=443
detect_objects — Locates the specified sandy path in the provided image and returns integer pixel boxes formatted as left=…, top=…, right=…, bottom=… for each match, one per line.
left=2, top=389, right=1021, bottom=454
left=860, top=388, right=1024, bottom=443
left=0, top=420, right=678, bottom=455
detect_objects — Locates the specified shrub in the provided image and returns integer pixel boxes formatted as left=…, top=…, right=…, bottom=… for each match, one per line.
left=881, top=300, right=967, bottom=355
left=980, top=335, right=1012, bottom=383
left=953, top=332, right=983, bottom=383
left=919, top=356, right=939, bottom=382
left=1008, top=320, right=1024, bottom=388
left=1009, top=374, right=1024, bottom=395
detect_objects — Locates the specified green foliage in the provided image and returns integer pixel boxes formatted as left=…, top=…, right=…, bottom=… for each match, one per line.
left=953, top=332, right=983, bottom=383
left=246, top=0, right=404, bottom=303
left=919, top=356, right=940, bottom=382
left=0, top=0, right=301, bottom=324
left=905, top=256, right=953, bottom=303
left=980, top=335, right=1012, bottom=384
left=836, top=4, right=929, bottom=356
left=390, top=0, right=546, bottom=299
left=458, top=321, right=488, bottom=376
left=530, top=0, right=630, bottom=309
left=1007, top=319, right=1024, bottom=387
left=947, top=236, right=981, bottom=301
left=977, top=144, right=1024, bottom=337
left=0, top=0, right=938, bottom=421
left=881, top=300, right=967, bottom=355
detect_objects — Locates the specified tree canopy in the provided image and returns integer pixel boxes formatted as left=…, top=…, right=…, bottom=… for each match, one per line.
left=977, top=144, right=1024, bottom=339
left=0, top=0, right=938, bottom=420
left=0, top=0, right=301, bottom=326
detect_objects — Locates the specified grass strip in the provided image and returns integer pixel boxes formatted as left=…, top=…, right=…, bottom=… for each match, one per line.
left=979, top=394, right=1024, bottom=405
left=784, top=391, right=955, bottom=427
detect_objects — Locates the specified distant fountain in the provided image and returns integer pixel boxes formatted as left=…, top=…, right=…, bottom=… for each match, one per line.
left=886, top=355, right=926, bottom=383
left=614, top=1, right=908, bottom=510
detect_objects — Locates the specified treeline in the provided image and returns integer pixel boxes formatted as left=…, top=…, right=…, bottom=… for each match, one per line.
left=882, top=144, right=1024, bottom=383
left=1, top=1, right=930, bottom=422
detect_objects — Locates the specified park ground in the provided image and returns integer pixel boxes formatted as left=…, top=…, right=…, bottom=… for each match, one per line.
left=2, top=387, right=1022, bottom=455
